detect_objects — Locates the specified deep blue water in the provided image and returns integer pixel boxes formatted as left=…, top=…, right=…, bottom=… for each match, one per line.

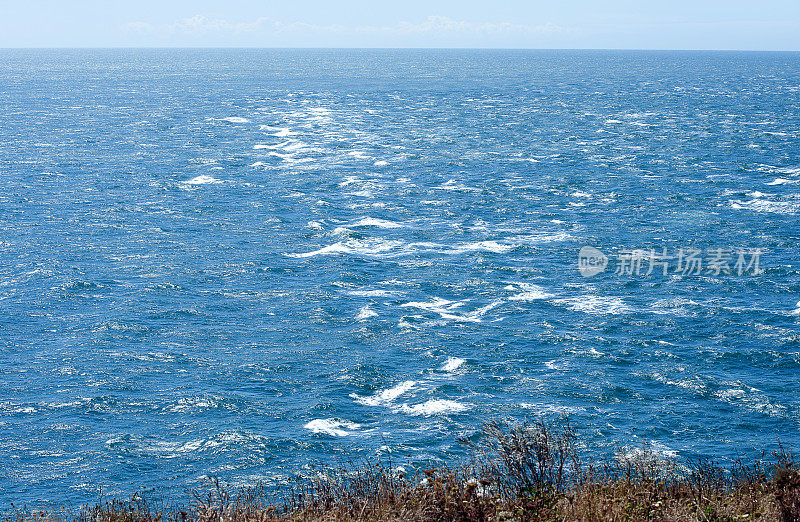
left=1, top=49, right=799, bottom=507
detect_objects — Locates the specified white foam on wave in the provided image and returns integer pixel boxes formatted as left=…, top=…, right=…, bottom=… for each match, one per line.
left=617, top=443, right=678, bottom=466
left=166, top=395, right=221, bottom=413
left=506, top=283, right=555, bottom=301
left=401, top=297, right=501, bottom=323
left=520, top=402, right=586, bottom=414
left=766, top=178, right=799, bottom=185
left=220, top=117, right=250, bottom=123
left=346, top=289, right=404, bottom=298
left=374, top=160, right=389, bottom=166
left=288, top=238, right=521, bottom=259
left=436, top=179, right=481, bottom=192
left=714, top=382, right=786, bottom=417
left=512, top=231, right=574, bottom=244
left=446, top=241, right=513, bottom=255
left=355, top=305, right=378, bottom=321
left=255, top=140, right=307, bottom=152
left=347, top=189, right=374, bottom=197
left=441, top=357, right=465, bottom=372
left=287, top=238, right=405, bottom=258
left=350, top=217, right=404, bottom=229
left=306, top=221, right=325, bottom=230
left=400, top=399, right=470, bottom=416
left=731, top=198, right=800, bottom=215
left=184, top=175, right=223, bottom=185
left=304, top=418, right=361, bottom=437
left=789, top=301, right=800, bottom=316
left=339, top=176, right=363, bottom=187
left=553, top=295, right=634, bottom=315
left=351, top=381, right=416, bottom=407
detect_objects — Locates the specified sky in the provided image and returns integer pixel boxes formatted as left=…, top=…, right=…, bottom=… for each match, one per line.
left=0, top=0, right=798, bottom=50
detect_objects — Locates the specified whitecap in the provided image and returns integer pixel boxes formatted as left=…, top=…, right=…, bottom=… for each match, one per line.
left=183, top=175, right=222, bottom=185
left=436, top=179, right=481, bottom=192
left=507, top=283, right=555, bottom=301
left=553, top=295, right=634, bottom=315
left=304, top=419, right=361, bottom=437
left=220, top=117, right=250, bottom=124
left=350, top=381, right=416, bottom=407
left=401, top=297, right=501, bottom=323
left=400, top=399, right=469, bottom=416
left=441, top=357, right=465, bottom=372
left=446, top=241, right=513, bottom=254
left=731, top=199, right=800, bottom=215
left=350, top=217, right=404, bottom=229
left=355, top=305, right=378, bottom=321
left=346, top=289, right=404, bottom=298
left=374, top=160, right=389, bottom=166
left=766, top=178, right=799, bottom=185
left=520, top=403, right=586, bottom=414
left=287, top=238, right=405, bottom=259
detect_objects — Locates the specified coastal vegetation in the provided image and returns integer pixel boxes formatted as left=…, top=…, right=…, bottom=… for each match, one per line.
left=7, top=421, right=799, bottom=522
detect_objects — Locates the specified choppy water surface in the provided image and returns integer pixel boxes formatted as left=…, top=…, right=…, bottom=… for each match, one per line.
left=1, top=49, right=799, bottom=506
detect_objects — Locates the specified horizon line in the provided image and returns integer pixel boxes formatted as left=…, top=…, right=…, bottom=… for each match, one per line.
left=1, top=46, right=798, bottom=53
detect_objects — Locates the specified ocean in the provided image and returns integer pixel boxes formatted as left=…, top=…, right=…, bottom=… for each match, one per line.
left=0, top=48, right=799, bottom=506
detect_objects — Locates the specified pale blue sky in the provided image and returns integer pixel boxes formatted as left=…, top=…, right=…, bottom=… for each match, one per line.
left=1, top=0, right=798, bottom=50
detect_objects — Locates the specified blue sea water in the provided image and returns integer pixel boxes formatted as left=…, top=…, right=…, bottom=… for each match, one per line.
left=0, top=49, right=799, bottom=506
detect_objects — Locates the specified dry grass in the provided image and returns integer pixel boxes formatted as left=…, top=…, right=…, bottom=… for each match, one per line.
left=5, top=421, right=799, bottom=522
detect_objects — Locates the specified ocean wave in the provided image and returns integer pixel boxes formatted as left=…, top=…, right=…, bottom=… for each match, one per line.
left=350, top=381, right=416, bottom=407
left=520, top=402, right=586, bottom=415
left=506, top=283, right=555, bottom=301
left=714, top=382, right=787, bottom=417
left=346, top=289, right=405, bottom=298
left=286, top=238, right=405, bottom=258
left=183, top=175, right=223, bottom=185
left=355, top=305, right=378, bottom=321
left=766, top=178, right=799, bottom=185
left=441, top=357, right=465, bottom=372
left=731, top=198, right=800, bottom=215
left=399, top=399, right=470, bottom=416
left=552, top=295, right=634, bottom=315
left=287, top=238, right=519, bottom=259
left=436, top=179, right=482, bottom=192
left=349, top=217, right=405, bottom=229
left=401, top=297, right=501, bottom=323
left=304, top=419, right=361, bottom=437
left=165, top=395, right=225, bottom=413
